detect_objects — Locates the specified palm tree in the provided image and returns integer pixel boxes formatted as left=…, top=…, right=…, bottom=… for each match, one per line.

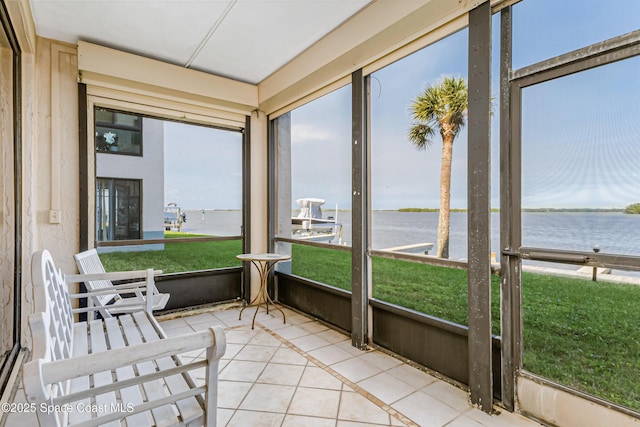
left=408, top=76, right=468, bottom=259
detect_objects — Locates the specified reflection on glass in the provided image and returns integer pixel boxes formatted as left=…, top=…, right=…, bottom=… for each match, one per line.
left=521, top=56, right=640, bottom=257
left=512, top=0, right=640, bottom=70
left=95, top=108, right=142, bottom=155
left=0, top=25, right=16, bottom=364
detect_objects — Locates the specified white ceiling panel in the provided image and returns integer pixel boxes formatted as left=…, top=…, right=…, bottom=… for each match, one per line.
left=188, top=0, right=371, bottom=83
left=29, top=0, right=372, bottom=84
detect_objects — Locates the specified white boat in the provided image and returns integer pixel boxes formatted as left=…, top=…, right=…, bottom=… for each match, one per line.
left=164, top=202, right=185, bottom=231
left=292, top=198, right=342, bottom=243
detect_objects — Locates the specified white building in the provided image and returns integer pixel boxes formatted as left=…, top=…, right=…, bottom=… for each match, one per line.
left=95, top=111, right=165, bottom=251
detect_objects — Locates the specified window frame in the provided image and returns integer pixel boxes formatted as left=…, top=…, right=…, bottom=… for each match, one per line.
left=504, top=22, right=640, bottom=416
left=83, top=94, right=248, bottom=250
left=0, top=0, right=22, bottom=397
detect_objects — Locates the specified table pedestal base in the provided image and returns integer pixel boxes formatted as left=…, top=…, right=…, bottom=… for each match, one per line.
left=237, top=256, right=288, bottom=329
left=239, top=294, right=286, bottom=330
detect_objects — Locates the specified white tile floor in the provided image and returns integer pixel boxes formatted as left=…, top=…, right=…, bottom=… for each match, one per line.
left=5, top=305, right=543, bottom=426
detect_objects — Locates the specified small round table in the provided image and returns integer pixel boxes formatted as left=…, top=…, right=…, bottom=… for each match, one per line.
left=236, top=253, right=291, bottom=329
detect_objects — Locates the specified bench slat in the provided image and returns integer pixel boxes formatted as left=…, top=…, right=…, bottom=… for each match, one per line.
left=132, top=311, right=205, bottom=424
left=69, top=323, right=91, bottom=425
left=88, top=319, right=121, bottom=427
left=118, top=314, right=180, bottom=427
left=54, top=360, right=209, bottom=408
left=104, top=317, right=151, bottom=426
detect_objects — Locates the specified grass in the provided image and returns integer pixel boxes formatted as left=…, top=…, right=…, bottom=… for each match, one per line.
left=99, top=239, right=640, bottom=411
left=521, top=273, right=640, bottom=409
left=290, top=244, right=640, bottom=411
left=291, top=245, right=501, bottom=331
left=99, top=232, right=243, bottom=273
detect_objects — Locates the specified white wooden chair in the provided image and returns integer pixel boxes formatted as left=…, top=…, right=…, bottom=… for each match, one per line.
left=73, top=248, right=170, bottom=318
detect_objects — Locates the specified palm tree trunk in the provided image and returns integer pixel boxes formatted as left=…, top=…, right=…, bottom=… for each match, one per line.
left=436, top=134, right=454, bottom=258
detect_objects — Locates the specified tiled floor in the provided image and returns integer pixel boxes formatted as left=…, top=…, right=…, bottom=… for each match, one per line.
left=5, top=305, right=543, bottom=426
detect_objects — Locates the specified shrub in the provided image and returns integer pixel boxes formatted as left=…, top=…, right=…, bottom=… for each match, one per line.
left=624, top=203, right=640, bottom=214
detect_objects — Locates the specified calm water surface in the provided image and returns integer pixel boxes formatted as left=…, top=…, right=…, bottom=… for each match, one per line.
left=181, top=210, right=640, bottom=261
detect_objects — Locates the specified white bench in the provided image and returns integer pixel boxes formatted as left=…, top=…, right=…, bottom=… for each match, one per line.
left=23, top=249, right=225, bottom=427
left=74, top=248, right=170, bottom=318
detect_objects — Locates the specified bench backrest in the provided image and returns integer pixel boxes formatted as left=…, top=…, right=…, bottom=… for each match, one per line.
left=30, top=249, right=74, bottom=362
left=73, top=248, right=118, bottom=306
left=25, top=250, right=74, bottom=426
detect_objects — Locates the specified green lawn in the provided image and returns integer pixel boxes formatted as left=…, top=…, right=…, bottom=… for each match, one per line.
left=521, top=273, right=640, bottom=409
left=99, top=233, right=242, bottom=273
left=290, top=244, right=640, bottom=411
left=98, top=239, right=640, bottom=411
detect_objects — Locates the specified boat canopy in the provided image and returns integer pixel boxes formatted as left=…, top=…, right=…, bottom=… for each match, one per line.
left=296, top=198, right=325, bottom=219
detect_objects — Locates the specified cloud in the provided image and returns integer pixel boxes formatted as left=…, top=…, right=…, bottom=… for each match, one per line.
left=291, top=123, right=339, bottom=145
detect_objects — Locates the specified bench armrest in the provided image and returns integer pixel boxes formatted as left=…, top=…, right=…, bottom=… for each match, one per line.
left=65, top=269, right=162, bottom=283
left=66, top=269, right=164, bottom=314
left=69, top=280, right=147, bottom=294
left=24, top=326, right=226, bottom=401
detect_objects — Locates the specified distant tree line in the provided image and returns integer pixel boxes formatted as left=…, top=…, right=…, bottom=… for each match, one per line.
left=397, top=207, right=631, bottom=213
left=523, top=208, right=624, bottom=213
left=398, top=208, right=501, bottom=212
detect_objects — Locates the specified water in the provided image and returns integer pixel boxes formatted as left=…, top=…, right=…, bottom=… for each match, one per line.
left=181, top=210, right=243, bottom=237
left=374, top=211, right=640, bottom=259
left=181, top=209, right=640, bottom=268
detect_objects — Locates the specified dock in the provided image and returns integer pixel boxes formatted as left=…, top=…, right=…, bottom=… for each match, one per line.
left=381, top=242, right=434, bottom=255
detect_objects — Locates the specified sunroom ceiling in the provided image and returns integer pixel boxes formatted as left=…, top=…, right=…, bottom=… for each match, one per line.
left=29, top=0, right=373, bottom=85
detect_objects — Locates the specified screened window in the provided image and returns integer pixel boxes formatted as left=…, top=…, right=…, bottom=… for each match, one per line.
left=273, top=85, right=352, bottom=290
left=369, top=28, right=473, bottom=325
left=512, top=0, right=640, bottom=411
left=518, top=55, right=640, bottom=412
left=289, top=86, right=352, bottom=247
left=93, top=105, right=244, bottom=272
left=521, top=57, right=640, bottom=256
left=512, top=0, right=640, bottom=70
left=370, top=29, right=469, bottom=257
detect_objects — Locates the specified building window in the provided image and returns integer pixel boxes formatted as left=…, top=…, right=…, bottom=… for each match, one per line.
left=95, top=107, right=142, bottom=155
left=96, top=178, right=142, bottom=241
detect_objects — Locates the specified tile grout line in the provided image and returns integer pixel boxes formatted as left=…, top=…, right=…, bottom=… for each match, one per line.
left=278, top=353, right=310, bottom=427
left=256, top=322, right=420, bottom=427
left=220, top=325, right=283, bottom=426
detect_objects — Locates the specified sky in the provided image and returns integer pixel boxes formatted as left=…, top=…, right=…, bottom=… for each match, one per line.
left=162, top=0, right=640, bottom=211
left=163, top=123, right=242, bottom=210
